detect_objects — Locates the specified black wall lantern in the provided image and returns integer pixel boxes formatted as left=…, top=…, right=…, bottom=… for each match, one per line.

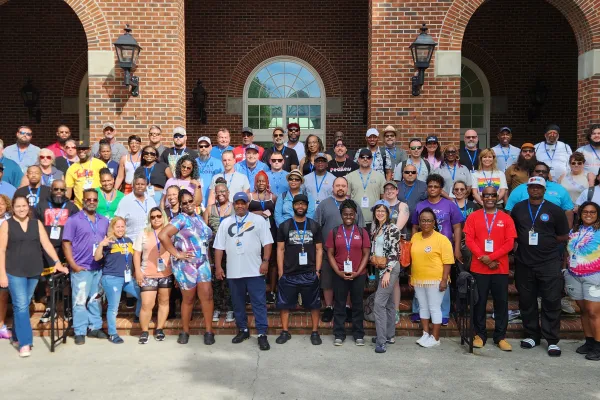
left=192, top=80, right=208, bottom=124
left=113, top=24, right=142, bottom=97
left=409, top=24, right=437, bottom=96
left=528, top=78, right=549, bottom=122
left=20, top=79, right=41, bottom=123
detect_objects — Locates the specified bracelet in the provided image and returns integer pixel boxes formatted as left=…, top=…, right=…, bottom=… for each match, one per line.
left=262, top=259, right=269, bottom=262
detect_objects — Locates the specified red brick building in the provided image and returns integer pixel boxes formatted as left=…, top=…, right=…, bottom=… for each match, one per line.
left=0, top=0, right=597, bottom=151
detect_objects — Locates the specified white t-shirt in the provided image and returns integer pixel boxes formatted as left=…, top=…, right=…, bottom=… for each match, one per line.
left=493, top=144, right=520, bottom=172
left=213, top=212, right=274, bottom=278
left=575, top=185, right=600, bottom=206
left=535, top=141, right=572, bottom=181
left=210, top=172, right=250, bottom=202
left=114, top=194, right=158, bottom=241
left=284, top=141, right=305, bottom=161
left=576, top=144, right=600, bottom=175
left=471, top=170, right=508, bottom=192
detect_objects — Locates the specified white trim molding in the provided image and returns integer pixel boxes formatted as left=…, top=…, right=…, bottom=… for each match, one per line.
left=435, top=51, right=462, bottom=77
left=578, top=50, right=600, bottom=80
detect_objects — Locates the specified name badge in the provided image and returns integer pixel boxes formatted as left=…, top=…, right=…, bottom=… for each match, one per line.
left=157, top=258, right=166, bottom=272
left=83, top=179, right=93, bottom=189
left=124, top=268, right=132, bottom=283
left=528, top=232, right=539, bottom=246
left=50, top=226, right=61, bottom=240
left=571, top=254, right=577, bottom=264
left=361, top=196, right=369, bottom=208
left=200, top=242, right=207, bottom=255
left=484, top=239, right=494, bottom=253
left=147, top=186, right=155, bottom=197
left=299, top=252, right=308, bottom=265
left=92, top=243, right=98, bottom=257
left=343, top=260, right=353, bottom=273
left=235, top=241, right=244, bottom=255
left=263, top=209, right=271, bottom=217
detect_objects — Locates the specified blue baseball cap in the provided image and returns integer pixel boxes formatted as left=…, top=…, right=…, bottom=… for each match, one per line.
left=371, top=199, right=391, bottom=212
left=233, top=192, right=249, bottom=203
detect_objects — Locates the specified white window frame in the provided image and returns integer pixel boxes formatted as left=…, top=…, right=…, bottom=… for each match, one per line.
left=460, top=57, right=491, bottom=149
left=243, top=56, right=326, bottom=146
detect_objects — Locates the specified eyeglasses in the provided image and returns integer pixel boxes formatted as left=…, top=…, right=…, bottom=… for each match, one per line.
left=149, top=132, right=161, bottom=137
left=289, top=178, right=301, bottom=182
left=39, top=155, right=52, bottom=160
left=384, top=134, right=395, bottom=138
left=360, top=155, right=372, bottom=160
left=384, top=187, right=397, bottom=192
left=52, top=188, right=67, bottom=192
left=180, top=165, right=193, bottom=170
left=419, top=219, right=434, bottom=224
left=173, top=134, right=185, bottom=139
left=445, top=150, right=457, bottom=154
left=571, top=161, right=584, bottom=165
left=403, top=171, right=417, bottom=175
left=522, top=149, right=534, bottom=154
left=273, top=134, right=284, bottom=138
left=453, top=188, right=467, bottom=192
left=65, top=146, right=76, bottom=150
left=84, top=198, right=98, bottom=203
left=288, top=129, right=299, bottom=133
left=271, top=159, right=284, bottom=163
left=198, top=145, right=210, bottom=149
left=533, top=169, right=548, bottom=174
left=581, top=210, right=598, bottom=215
left=142, top=151, right=157, bottom=157
left=150, top=214, right=163, bottom=220
left=410, top=146, right=423, bottom=150
left=18, top=131, right=32, bottom=136
left=427, top=185, right=441, bottom=189
left=181, top=200, right=194, bottom=206
left=482, top=193, right=498, bottom=198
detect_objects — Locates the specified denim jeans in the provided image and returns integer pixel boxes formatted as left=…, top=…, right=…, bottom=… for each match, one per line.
left=101, top=275, right=141, bottom=335
left=7, top=274, right=39, bottom=349
left=228, top=276, right=268, bottom=335
left=71, top=270, right=103, bottom=336
left=412, top=286, right=450, bottom=319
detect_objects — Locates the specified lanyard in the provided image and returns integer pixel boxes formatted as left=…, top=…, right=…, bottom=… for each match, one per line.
left=527, top=200, right=545, bottom=231
left=144, top=165, right=155, bottom=183
left=257, top=193, right=267, bottom=211
left=174, top=147, right=186, bottom=156
left=217, top=202, right=231, bottom=222
left=402, top=182, right=415, bottom=200
left=235, top=213, right=249, bottom=239
left=47, top=201, right=67, bottom=227
left=359, top=170, right=372, bottom=191
left=454, top=199, right=467, bottom=219
left=17, top=146, right=27, bottom=163
left=153, top=229, right=161, bottom=252
left=102, top=189, right=115, bottom=213
left=83, top=159, right=93, bottom=178
left=571, top=226, right=593, bottom=250
left=117, top=238, right=130, bottom=269
left=315, top=173, right=326, bottom=196
left=224, top=172, right=235, bottom=188
left=28, top=186, right=41, bottom=206
left=293, top=219, right=308, bottom=251
left=42, top=172, right=54, bottom=186
left=408, top=158, right=422, bottom=176
left=544, top=142, right=555, bottom=162
left=342, top=225, right=356, bottom=260
left=334, top=199, right=340, bottom=208
left=466, top=149, right=478, bottom=171
left=497, top=145, right=511, bottom=164
left=482, top=170, right=494, bottom=187
left=309, top=163, right=314, bottom=173
left=446, top=163, right=457, bottom=180
left=386, top=147, right=397, bottom=162
left=243, top=163, right=256, bottom=183
left=197, top=158, right=211, bottom=173
left=85, top=213, right=99, bottom=241
left=590, top=144, right=600, bottom=161
left=129, top=153, right=140, bottom=170
left=483, top=210, right=498, bottom=239
left=168, top=208, right=177, bottom=220
left=135, top=199, right=148, bottom=214
left=273, top=146, right=286, bottom=156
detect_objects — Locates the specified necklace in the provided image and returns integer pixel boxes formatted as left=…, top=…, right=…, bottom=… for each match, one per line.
left=335, top=159, right=347, bottom=168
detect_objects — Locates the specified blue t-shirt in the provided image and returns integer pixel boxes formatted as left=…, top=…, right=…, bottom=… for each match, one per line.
left=102, top=237, right=134, bottom=277
left=106, top=160, right=119, bottom=179
left=196, top=157, right=224, bottom=206
left=505, top=181, right=574, bottom=211
left=234, top=160, right=270, bottom=192
left=0, top=156, right=24, bottom=188
left=0, top=181, right=16, bottom=198
left=210, top=145, right=234, bottom=160
left=266, top=170, right=289, bottom=195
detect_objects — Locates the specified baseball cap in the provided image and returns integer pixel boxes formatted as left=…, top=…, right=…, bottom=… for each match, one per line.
left=358, top=148, right=373, bottom=158
left=383, top=125, right=396, bottom=134
left=76, top=139, right=90, bottom=149
left=233, top=192, right=249, bottom=203
left=242, top=127, right=253, bottom=135
left=102, top=122, right=115, bottom=130
left=371, top=199, right=391, bottom=212
left=245, top=144, right=259, bottom=153
left=383, top=180, right=398, bottom=189
left=521, top=143, right=535, bottom=149
left=314, top=152, right=328, bottom=161
left=545, top=124, right=560, bottom=134
left=287, top=122, right=300, bottom=130
left=426, top=135, right=438, bottom=143
left=287, top=169, right=304, bottom=183
left=0, top=162, right=4, bottom=171
left=197, top=136, right=211, bottom=145
left=292, top=194, right=309, bottom=205
left=499, top=127, right=512, bottom=133
left=527, top=176, right=546, bottom=187
left=366, top=128, right=379, bottom=137
left=173, top=126, right=187, bottom=136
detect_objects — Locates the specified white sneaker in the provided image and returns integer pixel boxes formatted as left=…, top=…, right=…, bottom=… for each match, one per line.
left=422, top=335, right=440, bottom=348
left=212, top=310, right=221, bottom=322
left=561, top=298, right=576, bottom=314
left=416, top=331, right=430, bottom=346
left=225, top=311, right=235, bottom=323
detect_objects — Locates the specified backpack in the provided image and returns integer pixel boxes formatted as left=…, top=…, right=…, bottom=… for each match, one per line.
left=332, top=224, right=365, bottom=257
left=363, top=292, right=376, bottom=322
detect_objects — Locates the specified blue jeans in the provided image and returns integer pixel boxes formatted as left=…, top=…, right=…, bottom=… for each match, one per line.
left=7, top=274, right=39, bottom=349
left=71, top=270, right=103, bottom=336
left=228, top=276, right=268, bottom=335
left=412, top=287, right=450, bottom=319
left=101, top=275, right=141, bottom=335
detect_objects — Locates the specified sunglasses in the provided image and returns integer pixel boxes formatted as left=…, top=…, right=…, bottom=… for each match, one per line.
left=288, top=129, right=299, bottom=133
left=180, top=165, right=193, bottom=170
left=445, top=150, right=457, bottom=154
left=271, top=159, right=284, bottom=163
left=242, top=133, right=253, bottom=137
left=173, top=134, right=185, bottom=139
left=403, top=171, right=417, bottom=175
left=273, top=134, right=284, bottom=138
left=142, top=151, right=157, bottom=156
left=18, top=131, right=32, bottom=136
left=198, top=145, right=210, bottom=149
left=571, top=161, right=584, bottom=165
left=289, top=178, right=301, bottom=182
left=384, top=134, right=395, bottom=138
left=84, top=198, right=99, bottom=203
left=150, top=214, right=163, bottom=220
left=410, top=146, right=423, bottom=150
left=52, top=188, right=67, bottom=192
left=181, top=200, right=194, bottom=206
left=39, top=155, right=52, bottom=160
left=149, top=132, right=161, bottom=137
left=522, top=149, right=534, bottom=153
left=360, top=155, right=373, bottom=160
left=482, top=193, right=498, bottom=198
left=65, top=146, right=76, bottom=150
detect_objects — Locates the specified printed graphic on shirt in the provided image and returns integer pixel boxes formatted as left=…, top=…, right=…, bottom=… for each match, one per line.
left=287, top=229, right=314, bottom=245
left=475, top=177, right=501, bottom=191
left=226, top=221, right=256, bottom=238
left=43, top=209, right=70, bottom=226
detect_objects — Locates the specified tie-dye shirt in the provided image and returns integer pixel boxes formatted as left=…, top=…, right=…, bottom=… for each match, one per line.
left=567, top=226, right=600, bottom=276
left=169, top=213, right=213, bottom=270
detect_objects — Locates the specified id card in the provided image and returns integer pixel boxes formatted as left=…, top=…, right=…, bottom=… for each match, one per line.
left=92, top=243, right=98, bottom=257
left=147, top=186, right=155, bottom=197
left=528, top=232, right=539, bottom=246
left=484, top=239, right=494, bottom=252
left=157, top=258, right=166, bottom=272
left=50, top=226, right=61, bottom=240
left=263, top=209, right=271, bottom=217
left=361, top=196, right=369, bottom=208
left=124, top=269, right=132, bottom=283
left=343, top=260, right=353, bottom=273
left=235, top=241, right=244, bottom=255
left=299, top=252, right=308, bottom=265
left=83, top=179, right=93, bottom=189
left=200, top=242, right=207, bottom=255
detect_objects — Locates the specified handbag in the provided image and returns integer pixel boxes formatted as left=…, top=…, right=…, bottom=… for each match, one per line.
left=399, top=237, right=412, bottom=268
left=370, top=255, right=387, bottom=269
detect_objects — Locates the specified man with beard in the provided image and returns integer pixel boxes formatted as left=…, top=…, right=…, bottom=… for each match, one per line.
left=90, top=123, right=128, bottom=163
left=505, top=143, right=537, bottom=193
left=65, top=140, right=107, bottom=209
left=284, top=123, right=306, bottom=161
left=160, top=126, right=199, bottom=172
left=4, top=125, right=40, bottom=173
left=354, top=128, right=393, bottom=180
left=535, top=124, right=572, bottom=182
left=14, top=166, right=51, bottom=208
left=576, top=124, right=600, bottom=177
left=262, top=127, right=299, bottom=172
left=493, top=127, right=520, bottom=172
left=46, top=125, right=72, bottom=158
left=328, top=139, right=359, bottom=178
left=459, top=129, right=480, bottom=171
left=34, top=179, right=79, bottom=323
left=275, top=194, right=323, bottom=346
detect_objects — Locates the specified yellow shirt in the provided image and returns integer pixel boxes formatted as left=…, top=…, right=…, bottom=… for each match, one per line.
left=410, top=231, right=454, bottom=286
left=65, top=158, right=107, bottom=209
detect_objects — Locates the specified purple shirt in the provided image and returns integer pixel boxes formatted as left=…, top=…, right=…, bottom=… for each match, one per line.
left=411, top=198, right=464, bottom=241
left=62, top=211, right=109, bottom=271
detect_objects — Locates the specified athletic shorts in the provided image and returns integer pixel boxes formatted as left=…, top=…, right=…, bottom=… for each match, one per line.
left=139, top=276, right=174, bottom=292
left=564, top=271, right=600, bottom=302
left=172, top=261, right=211, bottom=291
left=277, top=271, right=321, bottom=310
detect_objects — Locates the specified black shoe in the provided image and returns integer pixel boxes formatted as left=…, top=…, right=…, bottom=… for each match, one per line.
left=133, top=316, right=140, bottom=324
left=321, top=307, right=333, bottom=323
left=40, top=308, right=54, bottom=324
left=266, top=292, right=276, bottom=304
left=74, top=335, right=85, bottom=345
left=276, top=330, right=291, bottom=344
left=87, top=329, right=108, bottom=339
left=310, top=331, right=322, bottom=346
left=177, top=332, right=190, bottom=344
left=577, top=339, right=595, bottom=354
left=232, top=329, right=250, bottom=344
left=139, top=331, right=149, bottom=345
left=585, top=348, right=600, bottom=361
left=345, top=307, right=352, bottom=323
left=258, top=334, right=270, bottom=351
left=154, top=329, right=166, bottom=341
left=126, top=297, right=136, bottom=309
left=108, top=334, right=124, bottom=344
left=204, top=332, right=215, bottom=345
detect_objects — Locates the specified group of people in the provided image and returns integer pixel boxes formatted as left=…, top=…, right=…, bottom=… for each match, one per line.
left=0, top=121, right=598, bottom=361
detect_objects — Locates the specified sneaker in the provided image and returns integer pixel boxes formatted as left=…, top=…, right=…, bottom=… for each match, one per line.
left=212, top=310, right=221, bottom=322
left=507, top=310, right=521, bottom=322
left=355, top=338, right=365, bottom=346
left=19, top=345, right=31, bottom=358
left=410, top=313, right=421, bottom=323
left=561, top=298, right=576, bottom=314
left=585, top=346, right=600, bottom=361
left=321, top=306, right=334, bottom=323
left=87, top=329, right=108, bottom=339
left=497, top=339, right=512, bottom=351
left=0, top=325, right=10, bottom=340
left=177, top=332, right=190, bottom=344
left=441, top=318, right=449, bottom=326
left=276, top=331, right=291, bottom=344
left=345, top=307, right=352, bottom=323
left=154, top=329, right=166, bottom=342
left=232, top=329, right=250, bottom=344
left=310, top=332, right=322, bottom=346
left=204, top=332, right=215, bottom=345
left=126, top=297, right=136, bottom=309
left=108, top=334, right=124, bottom=344
left=40, top=308, right=54, bottom=324
left=138, top=331, right=149, bottom=345
left=577, top=339, right=595, bottom=354
left=548, top=344, right=562, bottom=357
left=372, top=337, right=396, bottom=344
left=74, top=335, right=85, bottom=345
left=395, top=310, right=400, bottom=325
left=416, top=331, right=430, bottom=346
left=266, top=292, right=276, bottom=304
left=258, top=334, right=270, bottom=351
left=473, top=335, right=484, bottom=348
left=334, top=337, right=344, bottom=346
left=65, top=308, right=73, bottom=322
left=375, top=344, right=387, bottom=353
left=422, top=335, right=440, bottom=348
left=225, top=311, right=235, bottom=323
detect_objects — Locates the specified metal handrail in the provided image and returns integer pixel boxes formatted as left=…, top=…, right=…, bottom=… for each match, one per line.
left=48, top=272, right=72, bottom=352
left=455, top=275, right=476, bottom=353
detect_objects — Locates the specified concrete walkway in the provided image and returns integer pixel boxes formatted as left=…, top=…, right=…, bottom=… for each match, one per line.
left=1, top=336, right=598, bottom=400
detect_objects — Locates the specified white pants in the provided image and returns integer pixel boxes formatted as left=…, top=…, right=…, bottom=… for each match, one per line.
left=414, top=285, right=446, bottom=324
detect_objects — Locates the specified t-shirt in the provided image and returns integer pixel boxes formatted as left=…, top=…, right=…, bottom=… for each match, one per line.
left=433, top=163, right=473, bottom=197
left=576, top=144, right=600, bottom=175
left=354, top=147, right=393, bottom=175
left=40, top=167, right=64, bottom=186
left=196, top=156, right=224, bottom=206
left=135, top=163, right=169, bottom=188
left=325, top=225, right=370, bottom=274
left=106, top=160, right=119, bottom=179
left=133, top=229, right=172, bottom=278
left=346, top=169, right=386, bottom=224
left=262, top=146, right=299, bottom=172
left=393, top=158, right=429, bottom=182
left=276, top=217, right=322, bottom=275
left=328, top=159, right=359, bottom=178
left=493, top=145, right=520, bottom=172
left=169, top=213, right=212, bottom=271
left=459, top=148, right=480, bottom=171
left=3, top=143, right=41, bottom=173
left=511, top=200, right=570, bottom=266
left=410, top=231, right=455, bottom=286
left=284, top=141, right=305, bottom=161
left=91, top=141, right=128, bottom=163
left=505, top=164, right=530, bottom=191
left=471, top=170, right=508, bottom=194
left=233, top=145, right=266, bottom=163
left=576, top=185, right=600, bottom=206
left=101, top=238, right=134, bottom=277
left=234, top=161, right=270, bottom=192
left=266, top=170, right=289, bottom=195
left=303, top=171, right=336, bottom=205
left=34, top=200, right=80, bottom=249
left=397, top=180, right=428, bottom=217
left=160, top=147, right=199, bottom=172
left=114, top=194, right=158, bottom=241
left=95, top=189, right=125, bottom=219
left=210, top=145, right=234, bottom=160
left=535, top=141, right=572, bottom=182
left=54, top=157, right=78, bottom=176
left=505, top=181, right=573, bottom=211
left=0, top=182, right=16, bottom=198
left=412, top=198, right=464, bottom=242
left=384, top=145, right=408, bottom=170
left=62, top=211, right=109, bottom=271
left=0, top=156, right=23, bottom=187
left=567, top=227, right=600, bottom=276
left=213, top=212, right=274, bottom=279
left=14, top=185, right=50, bottom=208
left=162, top=178, right=201, bottom=197
left=65, top=158, right=107, bottom=208
left=463, top=209, right=517, bottom=274
left=210, top=172, right=250, bottom=202
left=314, top=197, right=365, bottom=246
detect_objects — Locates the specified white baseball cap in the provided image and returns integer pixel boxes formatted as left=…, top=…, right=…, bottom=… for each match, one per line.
left=527, top=176, right=546, bottom=188
left=197, top=136, right=211, bottom=145
left=366, top=128, right=379, bottom=137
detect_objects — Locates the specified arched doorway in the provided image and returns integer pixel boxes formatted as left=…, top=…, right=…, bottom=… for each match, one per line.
left=460, top=58, right=490, bottom=148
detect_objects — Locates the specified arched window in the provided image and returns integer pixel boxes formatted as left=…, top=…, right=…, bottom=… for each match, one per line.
left=244, top=57, right=326, bottom=144
left=460, top=58, right=490, bottom=148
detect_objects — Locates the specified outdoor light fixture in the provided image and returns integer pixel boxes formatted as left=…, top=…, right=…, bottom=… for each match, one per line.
left=20, top=78, right=41, bottom=123
left=113, top=24, right=142, bottom=97
left=409, top=24, right=437, bottom=96
left=192, top=80, right=208, bottom=124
